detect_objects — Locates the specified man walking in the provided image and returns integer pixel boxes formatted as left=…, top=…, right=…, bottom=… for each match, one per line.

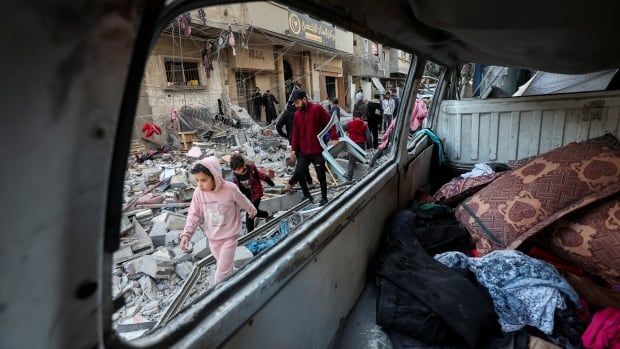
left=290, top=90, right=330, bottom=206
left=263, top=89, right=279, bottom=124
left=252, top=87, right=263, bottom=121
left=366, top=94, right=383, bottom=148
left=381, top=91, right=396, bottom=132
left=276, top=101, right=314, bottom=189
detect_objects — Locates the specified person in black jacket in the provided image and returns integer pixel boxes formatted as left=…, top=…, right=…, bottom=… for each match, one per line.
left=263, top=90, right=279, bottom=124
left=276, top=103, right=313, bottom=188
left=366, top=94, right=383, bottom=149
left=251, top=87, right=263, bottom=121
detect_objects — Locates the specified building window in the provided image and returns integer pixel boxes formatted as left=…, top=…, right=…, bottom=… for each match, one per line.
left=372, top=42, right=379, bottom=56
left=164, top=59, right=201, bottom=86
left=382, top=50, right=386, bottom=61
left=364, top=39, right=369, bottom=53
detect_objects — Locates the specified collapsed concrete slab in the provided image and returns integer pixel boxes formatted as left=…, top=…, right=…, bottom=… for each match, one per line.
left=139, top=255, right=174, bottom=279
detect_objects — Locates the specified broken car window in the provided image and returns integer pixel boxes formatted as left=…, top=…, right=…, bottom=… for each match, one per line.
left=111, top=2, right=412, bottom=341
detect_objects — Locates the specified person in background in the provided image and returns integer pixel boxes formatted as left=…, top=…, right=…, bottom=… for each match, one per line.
left=329, top=97, right=341, bottom=120
left=180, top=157, right=257, bottom=284
left=252, top=87, right=263, bottom=121
left=290, top=89, right=330, bottom=206
left=381, top=91, right=396, bottom=132
left=263, top=90, right=279, bottom=124
left=229, top=154, right=274, bottom=232
left=366, top=94, right=383, bottom=148
left=353, top=92, right=368, bottom=120
left=344, top=114, right=372, bottom=183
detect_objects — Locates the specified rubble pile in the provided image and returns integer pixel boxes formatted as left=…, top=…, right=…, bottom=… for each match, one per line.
left=112, top=119, right=325, bottom=339
left=113, top=105, right=376, bottom=339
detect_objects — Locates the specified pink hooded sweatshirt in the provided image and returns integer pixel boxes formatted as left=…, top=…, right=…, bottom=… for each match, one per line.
left=181, top=156, right=257, bottom=241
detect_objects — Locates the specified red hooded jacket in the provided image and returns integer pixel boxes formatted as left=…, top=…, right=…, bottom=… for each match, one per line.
left=347, top=117, right=368, bottom=144
left=291, top=102, right=330, bottom=155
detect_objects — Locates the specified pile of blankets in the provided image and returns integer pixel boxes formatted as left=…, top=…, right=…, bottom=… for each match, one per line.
left=376, top=134, right=620, bottom=349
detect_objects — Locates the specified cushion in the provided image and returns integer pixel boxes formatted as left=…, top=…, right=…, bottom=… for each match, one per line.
left=541, top=196, right=620, bottom=284
left=432, top=172, right=503, bottom=206
left=455, top=134, right=620, bottom=254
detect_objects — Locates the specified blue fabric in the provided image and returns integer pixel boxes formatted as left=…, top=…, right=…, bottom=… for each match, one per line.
left=414, top=128, right=446, bottom=165
left=244, top=219, right=290, bottom=255
left=435, top=250, right=579, bottom=334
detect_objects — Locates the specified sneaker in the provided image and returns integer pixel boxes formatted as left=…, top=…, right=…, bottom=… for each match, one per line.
left=319, top=198, right=328, bottom=206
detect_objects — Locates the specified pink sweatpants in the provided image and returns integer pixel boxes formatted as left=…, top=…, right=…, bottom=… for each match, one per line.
left=209, top=236, right=239, bottom=284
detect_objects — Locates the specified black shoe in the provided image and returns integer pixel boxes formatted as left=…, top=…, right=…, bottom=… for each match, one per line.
left=319, top=198, right=328, bottom=206
left=303, top=195, right=315, bottom=204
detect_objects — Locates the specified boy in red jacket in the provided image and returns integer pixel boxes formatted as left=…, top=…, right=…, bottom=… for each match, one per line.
left=345, top=115, right=372, bottom=183
left=290, top=90, right=330, bottom=206
left=230, top=154, right=275, bottom=232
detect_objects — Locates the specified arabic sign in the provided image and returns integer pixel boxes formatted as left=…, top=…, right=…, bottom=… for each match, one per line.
left=288, top=11, right=336, bottom=48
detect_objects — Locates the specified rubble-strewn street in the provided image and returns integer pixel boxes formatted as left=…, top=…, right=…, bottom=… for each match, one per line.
left=113, top=105, right=363, bottom=339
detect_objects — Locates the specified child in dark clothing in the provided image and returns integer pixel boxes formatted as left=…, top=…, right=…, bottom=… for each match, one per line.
left=230, top=154, right=275, bottom=232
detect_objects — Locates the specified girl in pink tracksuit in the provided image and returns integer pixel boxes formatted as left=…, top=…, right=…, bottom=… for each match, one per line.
left=179, top=156, right=257, bottom=284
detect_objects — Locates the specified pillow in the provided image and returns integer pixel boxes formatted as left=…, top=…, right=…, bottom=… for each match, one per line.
left=432, top=173, right=503, bottom=206
left=541, top=195, right=620, bottom=285
left=455, top=134, right=620, bottom=254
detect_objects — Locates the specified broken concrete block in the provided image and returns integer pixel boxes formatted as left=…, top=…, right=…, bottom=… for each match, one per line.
left=148, top=221, right=167, bottom=247
left=192, top=238, right=211, bottom=259
left=113, top=246, right=134, bottom=265
left=142, top=167, right=162, bottom=184
left=175, top=261, right=193, bottom=280
left=165, top=214, right=186, bottom=231
left=120, top=214, right=133, bottom=235
left=234, top=246, right=254, bottom=268
left=139, top=255, right=174, bottom=279
left=170, top=246, right=193, bottom=263
left=165, top=230, right=182, bottom=246
left=152, top=246, right=172, bottom=260
left=177, top=188, right=194, bottom=202
left=138, top=276, right=160, bottom=301
left=170, top=173, right=189, bottom=189
left=134, top=209, right=153, bottom=224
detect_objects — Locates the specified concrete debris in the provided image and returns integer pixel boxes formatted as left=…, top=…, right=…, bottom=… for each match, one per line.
left=138, top=276, right=160, bottom=301
left=142, top=167, right=162, bottom=184
left=165, top=230, right=182, bottom=246
left=170, top=173, right=189, bottom=189
left=175, top=261, right=193, bottom=280
left=114, top=112, right=365, bottom=333
left=148, top=221, right=167, bottom=247
left=192, top=238, right=211, bottom=260
left=165, top=214, right=186, bottom=231
left=234, top=246, right=254, bottom=268
left=139, top=255, right=174, bottom=279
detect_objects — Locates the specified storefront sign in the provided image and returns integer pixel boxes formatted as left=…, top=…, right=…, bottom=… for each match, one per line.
left=288, top=11, right=336, bottom=48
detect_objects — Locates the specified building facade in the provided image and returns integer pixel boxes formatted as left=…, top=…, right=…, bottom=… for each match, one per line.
left=135, top=2, right=412, bottom=145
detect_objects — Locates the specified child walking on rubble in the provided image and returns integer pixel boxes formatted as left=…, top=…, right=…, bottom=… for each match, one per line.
left=179, top=156, right=257, bottom=284
left=230, top=154, right=275, bottom=232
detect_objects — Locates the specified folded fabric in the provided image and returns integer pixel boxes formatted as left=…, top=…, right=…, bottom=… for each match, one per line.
left=582, top=307, right=620, bottom=349
left=435, top=250, right=579, bottom=334
left=460, top=163, right=494, bottom=179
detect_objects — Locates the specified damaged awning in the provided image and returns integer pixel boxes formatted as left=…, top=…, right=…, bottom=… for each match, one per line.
left=371, top=77, right=386, bottom=94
